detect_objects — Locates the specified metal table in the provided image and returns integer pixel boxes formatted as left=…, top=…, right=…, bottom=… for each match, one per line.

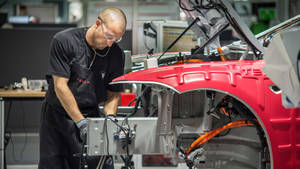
left=0, top=89, right=45, bottom=169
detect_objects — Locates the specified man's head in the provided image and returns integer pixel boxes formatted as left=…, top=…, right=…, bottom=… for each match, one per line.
left=88, top=8, right=127, bottom=50
left=19, top=5, right=28, bottom=16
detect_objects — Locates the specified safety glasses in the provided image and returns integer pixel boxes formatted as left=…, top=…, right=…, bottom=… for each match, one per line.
left=97, top=16, right=122, bottom=43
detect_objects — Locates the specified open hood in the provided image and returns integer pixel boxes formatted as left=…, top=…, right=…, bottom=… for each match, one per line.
left=178, top=0, right=264, bottom=53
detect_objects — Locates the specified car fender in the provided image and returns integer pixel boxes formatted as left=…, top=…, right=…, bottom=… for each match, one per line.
left=112, top=60, right=300, bottom=169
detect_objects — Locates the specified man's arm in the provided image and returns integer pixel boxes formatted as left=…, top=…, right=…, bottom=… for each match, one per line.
left=103, top=90, right=121, bottom=116
left=53, top=75, right=84, bottom=122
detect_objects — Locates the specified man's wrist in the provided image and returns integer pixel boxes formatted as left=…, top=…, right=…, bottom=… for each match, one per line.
left=73, top=113, right=85, bottom=123
left=75, top=118, right=86, bottom=123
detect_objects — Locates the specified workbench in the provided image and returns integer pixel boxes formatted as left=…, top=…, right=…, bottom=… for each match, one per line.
left=0, top=89, right=45, bottom=169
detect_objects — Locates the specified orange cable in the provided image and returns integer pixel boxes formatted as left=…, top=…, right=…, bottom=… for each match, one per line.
left=185, top=120, right=253, bottom=155
left=217, top=47, right=227, bottom=61
left=220, top=107, right=229, bottom=116
left=174, top=59, right=204, bottom=64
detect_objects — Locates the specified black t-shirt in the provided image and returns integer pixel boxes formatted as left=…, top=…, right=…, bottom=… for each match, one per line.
left=45, top=27, right=124, bottom=112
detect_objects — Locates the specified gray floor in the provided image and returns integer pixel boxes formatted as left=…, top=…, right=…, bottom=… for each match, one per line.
left=7, top=163, right=190, bottom=169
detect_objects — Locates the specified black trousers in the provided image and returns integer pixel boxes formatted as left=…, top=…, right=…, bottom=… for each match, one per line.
left=38, top=101, right=114, bottom=169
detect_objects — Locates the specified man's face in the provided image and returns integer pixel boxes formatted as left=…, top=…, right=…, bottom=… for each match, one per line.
left=93, top=18, right=124, bottom=50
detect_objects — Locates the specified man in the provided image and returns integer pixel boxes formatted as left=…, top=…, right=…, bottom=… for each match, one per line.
left=19, top=5, right=28, bottom=16
left=38, top=8, right=127, bottom=169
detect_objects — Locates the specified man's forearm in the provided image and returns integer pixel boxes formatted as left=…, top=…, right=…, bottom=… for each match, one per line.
left=104, top=90, right=120, bottom=116
left=53, top=76, right=84, bottom=122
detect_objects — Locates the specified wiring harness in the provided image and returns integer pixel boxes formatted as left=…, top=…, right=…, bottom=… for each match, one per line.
left=180, top=94, right=268, bottom=169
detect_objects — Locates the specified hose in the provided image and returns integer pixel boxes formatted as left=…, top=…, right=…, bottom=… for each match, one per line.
left=185, top=120, right=253, bottom=155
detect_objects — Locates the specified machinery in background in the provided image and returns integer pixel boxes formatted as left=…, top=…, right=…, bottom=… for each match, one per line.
left=85, top=0, right=300, bottom=169
left=142, top=20, right=200, bottom=53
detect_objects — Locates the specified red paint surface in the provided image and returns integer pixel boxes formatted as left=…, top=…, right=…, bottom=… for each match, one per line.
left=114, top=60, right=300, bottom=169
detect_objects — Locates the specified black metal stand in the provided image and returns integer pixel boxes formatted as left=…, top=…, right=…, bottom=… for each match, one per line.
left=80, top=143, right=88, bottom=169
left=121, top=155, right=134, bottom=169
left=74, top=139, right=88, bottom=169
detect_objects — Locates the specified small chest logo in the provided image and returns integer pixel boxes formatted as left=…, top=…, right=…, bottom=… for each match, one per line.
left=76, top=78, right=91, bottom=84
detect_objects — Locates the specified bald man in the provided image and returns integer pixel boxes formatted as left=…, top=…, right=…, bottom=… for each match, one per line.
left=39, top=8, right=127, bottom=169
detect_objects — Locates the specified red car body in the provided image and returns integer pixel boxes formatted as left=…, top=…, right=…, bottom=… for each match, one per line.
left=113, top=60, right=300, bottom=169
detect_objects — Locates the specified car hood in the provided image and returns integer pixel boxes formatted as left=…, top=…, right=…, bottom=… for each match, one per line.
left=178, top=0, right=264, bottom=53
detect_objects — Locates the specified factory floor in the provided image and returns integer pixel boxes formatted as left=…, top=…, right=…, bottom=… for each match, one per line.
left=7, top=163, right=190, bottom=169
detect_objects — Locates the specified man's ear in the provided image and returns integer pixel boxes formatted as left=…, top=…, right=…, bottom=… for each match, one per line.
left=96, top=19, right=101, bottom=26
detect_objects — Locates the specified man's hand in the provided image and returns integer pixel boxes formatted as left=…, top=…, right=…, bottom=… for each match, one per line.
left=75, top=118, right=88, bottom=142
